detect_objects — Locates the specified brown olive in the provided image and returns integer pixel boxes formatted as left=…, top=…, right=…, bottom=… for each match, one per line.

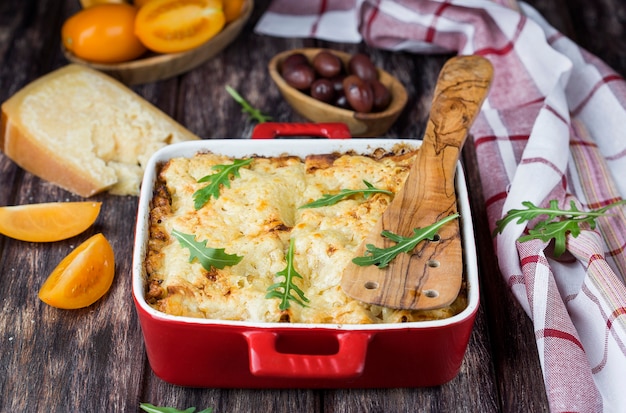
left=369, top=78, right=391, bottom=111
left=282, top=63, right=316, bottom=91
left=343, top=74, right=373, bottom=113
left=281, top=53, right=309, bottom=73
left=348, top=53, right=378, bottom=82
left=278, top=50, right=393, bottom=113
left=312, top=51, right=342, bottom=78
left=328, top=75, right=346, bottom=92
left=310, top=78, right=335, bottom=103
left=334, top=91, right=351, bottom=110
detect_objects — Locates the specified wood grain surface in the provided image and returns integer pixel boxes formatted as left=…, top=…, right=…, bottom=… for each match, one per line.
left=0, top=0, right=624, bottom=412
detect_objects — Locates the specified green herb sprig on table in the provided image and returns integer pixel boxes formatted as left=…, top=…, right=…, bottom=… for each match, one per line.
left=353, top=213, right=459, bottom=268
left=193, top=158, right=253, bottom=210
left=172, top=229, right=243, bottom=271
left=266, top=237, right=309, bottom=310
left=299, top=180, right=393, bottom=209
left=226, top=85, right=273, bottom=123
left=139, top=403, right=213, bottom=413
left=493, top=199, right=626, bottom=257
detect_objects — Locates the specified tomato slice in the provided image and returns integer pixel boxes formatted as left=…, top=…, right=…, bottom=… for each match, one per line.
left=38, top=233, right=115, bottom=309
left=135, top=0, right=226, bottom=54
left=0, top=202, right=101, bottom=242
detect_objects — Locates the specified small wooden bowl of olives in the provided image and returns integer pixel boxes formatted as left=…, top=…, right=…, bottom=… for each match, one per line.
left=268, top=48, right=408, bottom=137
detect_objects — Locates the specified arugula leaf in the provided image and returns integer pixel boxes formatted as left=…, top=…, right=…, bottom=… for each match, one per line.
left=193, top=158, right=253, bottom=210
left=353, top=213, right=459, bottom=268
left=266, top=237, right=310, bottom=310
left=172, top=229, right=243, bottom=271
left=299, top=180, right=393, bottom=209
left=493, top=199, right=626, bottom=257
left=226, top=85, right=273, bottom=123
left=139, top=403, right=213, bottom=413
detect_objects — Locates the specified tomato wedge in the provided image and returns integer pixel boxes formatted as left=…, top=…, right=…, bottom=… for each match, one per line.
left=135, top=0, right=226, bottom=54
left=0, top=202, right=101, bottom=242
left=38, top=233, right=115, bottom=309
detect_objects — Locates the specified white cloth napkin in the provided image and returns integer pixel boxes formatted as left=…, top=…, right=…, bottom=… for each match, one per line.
left=256, top=1, right=626, bottom=412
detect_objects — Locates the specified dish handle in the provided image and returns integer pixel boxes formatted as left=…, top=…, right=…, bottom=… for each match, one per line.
left=251, top=122, right=352, bottom=139
left=243, top=331, right=372, bottom=379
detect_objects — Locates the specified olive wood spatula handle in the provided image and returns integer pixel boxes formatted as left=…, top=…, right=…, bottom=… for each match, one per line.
left=341, top=55, right=493, bottom=310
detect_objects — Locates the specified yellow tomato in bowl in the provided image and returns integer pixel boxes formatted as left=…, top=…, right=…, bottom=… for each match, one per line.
left=80, top=0, right=128, bottom=8
left=61, top=4, right=147, bottom=63
left=134, top=0, right=225, bottom=54
left=133, top=0, right=155, bottom=6
left=224, top=0, right=246, bottom=23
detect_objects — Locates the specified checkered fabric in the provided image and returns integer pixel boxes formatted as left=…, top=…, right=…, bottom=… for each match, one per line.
left=256, top=1, right=626, bottom=412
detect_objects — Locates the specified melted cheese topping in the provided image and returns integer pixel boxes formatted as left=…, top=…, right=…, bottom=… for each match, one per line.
left=145, top=149, right=467, bottom=324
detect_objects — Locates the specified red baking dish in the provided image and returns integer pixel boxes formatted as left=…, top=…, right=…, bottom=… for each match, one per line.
left=132, top=124, right=480, bottom=388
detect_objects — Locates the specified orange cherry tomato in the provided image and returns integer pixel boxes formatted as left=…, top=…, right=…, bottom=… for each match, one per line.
left=134, top=0, right=226, bottom=54
left=61, top=4, right=147, bottom=63
left=38, top=233, right=115, bottom=309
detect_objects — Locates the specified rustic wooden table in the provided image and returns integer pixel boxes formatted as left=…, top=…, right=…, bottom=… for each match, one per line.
left=1, top=0, right=624, bottom=412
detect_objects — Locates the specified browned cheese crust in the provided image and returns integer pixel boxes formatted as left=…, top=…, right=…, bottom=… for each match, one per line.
left=144, top=148, right=467, bottom=324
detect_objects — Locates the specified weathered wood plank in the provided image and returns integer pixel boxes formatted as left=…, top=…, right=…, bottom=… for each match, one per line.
left=2, top=0, right=624, bottom=411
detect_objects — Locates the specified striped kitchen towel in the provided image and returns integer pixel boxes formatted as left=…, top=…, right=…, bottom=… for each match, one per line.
left=256, top=1, right=626, bottom=412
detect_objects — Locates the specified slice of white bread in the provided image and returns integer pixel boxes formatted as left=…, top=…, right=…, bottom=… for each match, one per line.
left=0, top=64, right=199, bottom=197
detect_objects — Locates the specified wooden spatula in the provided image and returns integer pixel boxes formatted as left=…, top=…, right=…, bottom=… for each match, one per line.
left=341, top=55, right=493, bottom=310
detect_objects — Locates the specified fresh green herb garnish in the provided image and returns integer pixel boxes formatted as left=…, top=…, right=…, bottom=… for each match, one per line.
left=493, top=199, right=626, bottom=257
left=266, top=237, right=309, bottom=310
left=299, top=180, right=393, bottom=209
left=172, top=229, right=243, bottom=271
left=193, top=158, right=253, bottom=210
left=226, top=85, right=272, bottom=123
left=352, top=213, right=459, bottom=268
left=139, top=403, right=213, bottom=413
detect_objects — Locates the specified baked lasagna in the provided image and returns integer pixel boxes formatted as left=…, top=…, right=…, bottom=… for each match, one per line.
left=144, top=146, right=467, bottom=324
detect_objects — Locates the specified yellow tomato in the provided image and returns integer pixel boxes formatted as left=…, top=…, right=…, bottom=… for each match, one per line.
left=135, top=0, right=226, bottom=54
left=38, top=233, right=115, bottom=309
left=0, top=202, right=101, bottom=242
left=223, top=0, right=245, bottom=23
left=80, top=0, right=128, bottom=8
left=133, top=0, right=156, bottom=6
left=61, top=4, right=147, bottom=63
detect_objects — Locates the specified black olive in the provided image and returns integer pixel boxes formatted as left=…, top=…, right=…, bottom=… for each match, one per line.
left=310, top=78, right=335, bottom=103
left=343, top=75, right=374, bottom=113
left=281, top=53, right=309, bottom=74
left=348, top=53, right=378, bottom=82
left=370, top=78, right=391, bottom=111
left=282, top=63, right=316, bottom=91
left=312, top=51, right=342, bottom=78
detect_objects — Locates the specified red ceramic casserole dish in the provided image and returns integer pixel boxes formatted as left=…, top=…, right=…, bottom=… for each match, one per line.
left=132, top=124, right=480, bottom=388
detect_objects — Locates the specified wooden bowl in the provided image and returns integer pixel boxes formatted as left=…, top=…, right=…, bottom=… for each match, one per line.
left=268, top=48, right=408, bottom=137
left=63, top=0, right=254, bottom=85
